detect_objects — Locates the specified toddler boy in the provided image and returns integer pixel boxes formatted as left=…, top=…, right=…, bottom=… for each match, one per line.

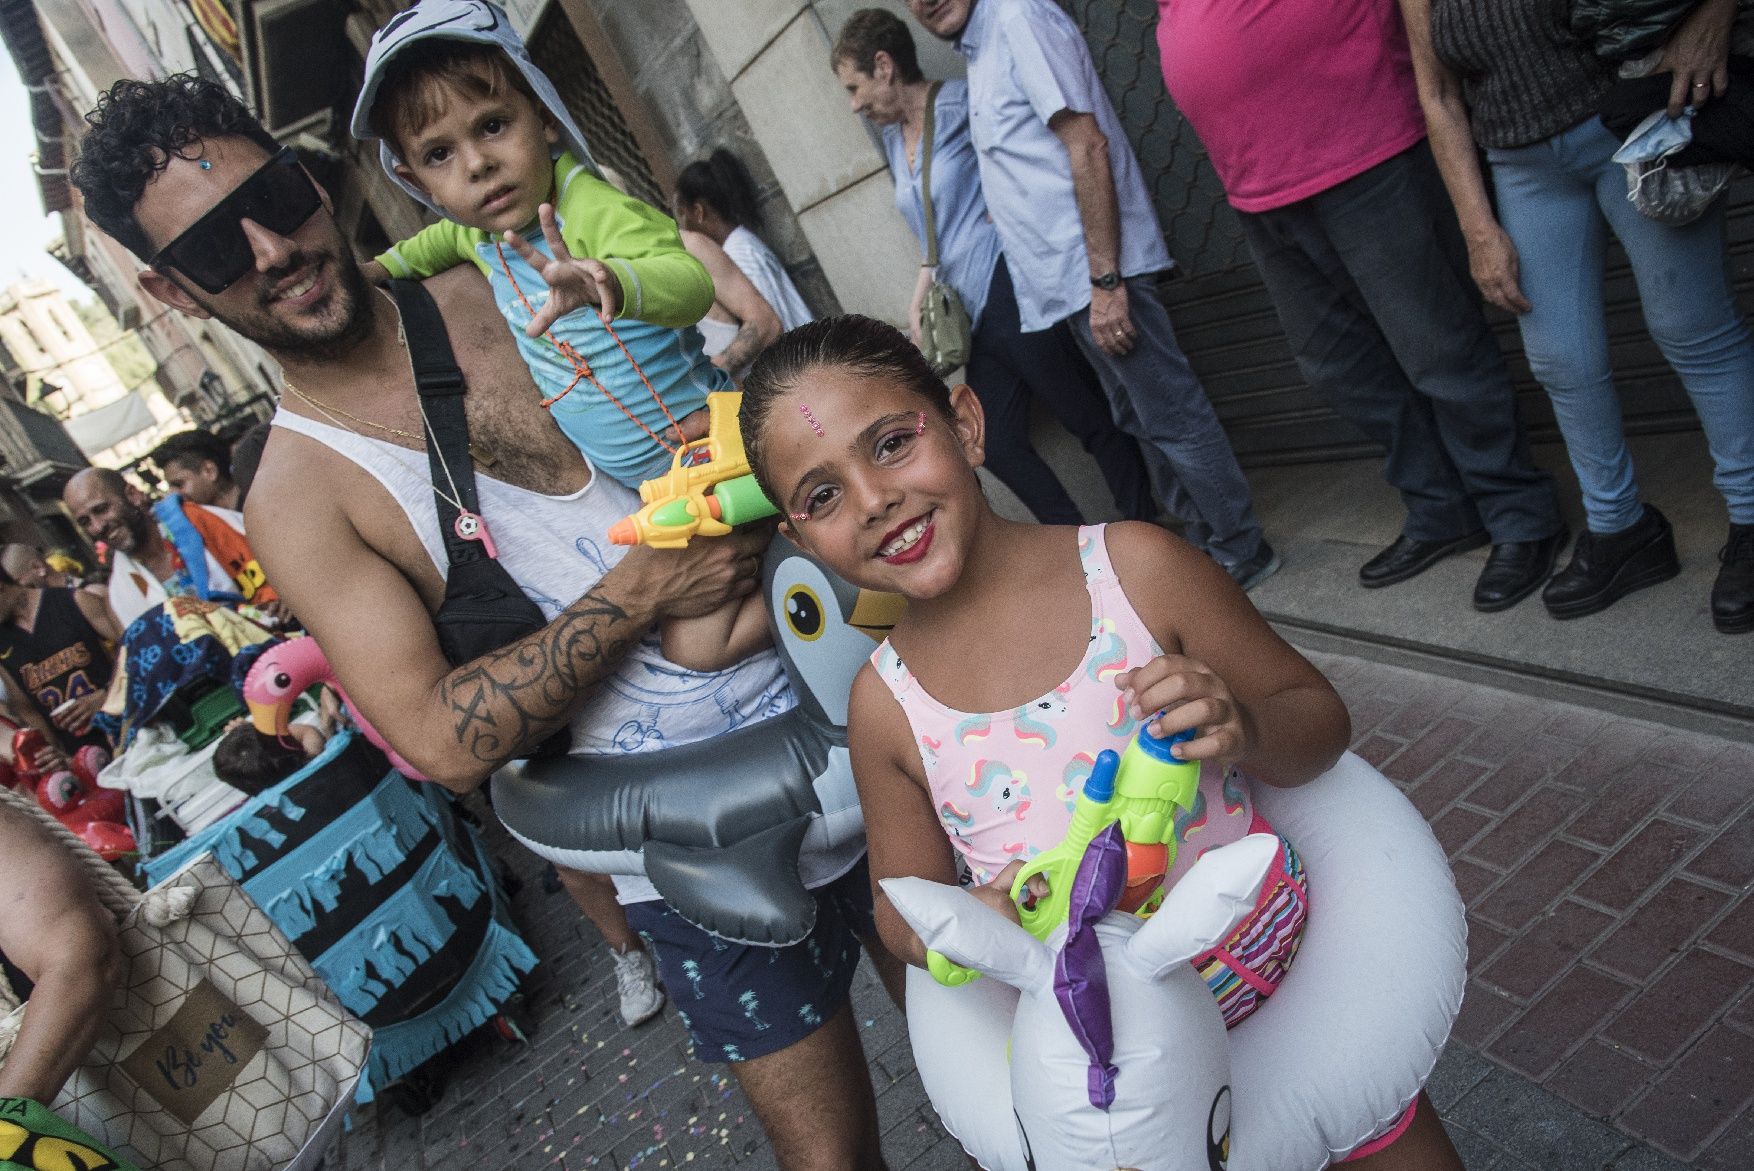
left=352, top=0, right=766, bottom=669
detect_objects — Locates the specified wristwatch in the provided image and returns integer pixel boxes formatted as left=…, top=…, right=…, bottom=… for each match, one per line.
left=1090, top=270, right=1122, bottom=291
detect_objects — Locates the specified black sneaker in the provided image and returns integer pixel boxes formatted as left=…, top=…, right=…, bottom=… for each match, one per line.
left=1227, top=543, right=1283, bottom=592
left=1712, top=522, right=1754, bottom=634
left=1542, top=505, right=1680, bottom=620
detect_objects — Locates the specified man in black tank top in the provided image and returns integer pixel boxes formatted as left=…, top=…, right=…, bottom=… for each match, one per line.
left=0, top=569, right=121, bottom=752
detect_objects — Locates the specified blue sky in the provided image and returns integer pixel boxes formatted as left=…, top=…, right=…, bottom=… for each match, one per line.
left=0, top=60, right=101, bottom=300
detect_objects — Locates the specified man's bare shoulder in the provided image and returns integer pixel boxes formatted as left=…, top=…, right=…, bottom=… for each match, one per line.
left=423, top=265, right=518, bottom=354
left=247, top=427, right=345, bottom=520
left=245, top=422, right=445, bottom=607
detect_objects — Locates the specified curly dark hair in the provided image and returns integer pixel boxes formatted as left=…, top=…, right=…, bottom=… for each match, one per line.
left=71, top=75, right=280, bottom=261
left=739, top=315, right=954, bottom=507
left=150, top=428, right=233, bottom=480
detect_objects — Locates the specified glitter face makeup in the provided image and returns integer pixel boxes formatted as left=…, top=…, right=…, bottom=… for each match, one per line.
left=914, top=410, right=926, bottom=435
left=788, top=512, right=811, bottom=523
left=799, top=403, right=825, bottom=438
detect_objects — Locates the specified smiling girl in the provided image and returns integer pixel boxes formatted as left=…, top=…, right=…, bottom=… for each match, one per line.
left=738, top=316, right=1469, bottom=1170
left=739, top=315, right=1347, bottom=1010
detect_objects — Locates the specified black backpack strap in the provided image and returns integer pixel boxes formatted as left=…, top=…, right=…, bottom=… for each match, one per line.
left=389, top=279, right=483, bottom=566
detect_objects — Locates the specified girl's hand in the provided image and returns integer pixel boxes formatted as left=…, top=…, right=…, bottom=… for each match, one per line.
left=1463, top=223, right=1531, bottom=315
left=1116, top=654, right=1256, bottom=769
left=503, top=203, right=624, bottom=336
left=969, top=860, right=1052, bottom=925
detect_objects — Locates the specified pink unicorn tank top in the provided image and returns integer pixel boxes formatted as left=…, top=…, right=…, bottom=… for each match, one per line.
left=870, top=525, right=1260, bottom=886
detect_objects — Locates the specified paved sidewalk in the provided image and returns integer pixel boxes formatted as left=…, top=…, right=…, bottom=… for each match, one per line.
left=324, top=649, right=1753, bottom=1171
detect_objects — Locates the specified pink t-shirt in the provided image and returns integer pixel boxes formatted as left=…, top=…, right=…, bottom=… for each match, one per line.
left=1157, top=0, right=1428, bottom=212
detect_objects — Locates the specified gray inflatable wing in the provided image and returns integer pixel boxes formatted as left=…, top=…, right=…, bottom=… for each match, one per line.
left=495, top=708, right=828, bottom=945
left=491, top=535, right=905, bottom=946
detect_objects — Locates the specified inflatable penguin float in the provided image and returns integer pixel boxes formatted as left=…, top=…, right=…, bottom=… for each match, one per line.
left=491, top=535, right=902, bottom=945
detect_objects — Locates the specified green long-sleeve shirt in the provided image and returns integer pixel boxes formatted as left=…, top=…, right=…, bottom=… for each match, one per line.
left=375, top=153, right=713, bottom=327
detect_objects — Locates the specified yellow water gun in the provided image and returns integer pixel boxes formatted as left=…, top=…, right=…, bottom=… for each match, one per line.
left=609, top=390, right=779, bottom=549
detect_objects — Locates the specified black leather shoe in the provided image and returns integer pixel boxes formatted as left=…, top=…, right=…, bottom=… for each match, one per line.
left=1712, top=522, right=1754, bottom=634
left=1473, top=525, right=1570, bottom=612
left=1359, top=530, right=1489, bottom=588
left=1542, top=505, right=1680, bottom=620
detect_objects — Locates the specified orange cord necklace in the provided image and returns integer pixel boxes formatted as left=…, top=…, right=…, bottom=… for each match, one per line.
left=494, top=242, right=683, bottom=455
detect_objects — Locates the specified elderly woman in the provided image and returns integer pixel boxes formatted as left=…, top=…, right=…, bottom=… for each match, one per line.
left=829, top=8, right=1153, bottom=526
left=1402, top=0, right=1754, bottom=633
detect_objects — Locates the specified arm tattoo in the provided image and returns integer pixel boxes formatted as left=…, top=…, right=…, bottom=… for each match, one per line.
left=717, top=320, right=767, bottom=374
left=438, top=586, right=643, bottom=769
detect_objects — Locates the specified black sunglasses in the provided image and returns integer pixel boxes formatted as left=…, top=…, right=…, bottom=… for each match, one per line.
left=150, top=147, right=323, bottom=294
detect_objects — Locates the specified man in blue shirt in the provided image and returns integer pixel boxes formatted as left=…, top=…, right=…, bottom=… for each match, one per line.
left=905, top=0, right=1276, bottom=587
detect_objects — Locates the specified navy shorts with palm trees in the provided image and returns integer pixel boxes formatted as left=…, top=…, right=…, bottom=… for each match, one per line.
left=624, top=858, right=875, bottom=1063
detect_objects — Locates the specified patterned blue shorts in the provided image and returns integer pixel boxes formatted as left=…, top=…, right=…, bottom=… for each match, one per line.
left=624, top=858, right=875, bottom=1063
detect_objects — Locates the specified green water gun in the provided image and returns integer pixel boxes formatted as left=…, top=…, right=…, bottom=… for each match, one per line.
left=925, top=723, right=1202, bottom=987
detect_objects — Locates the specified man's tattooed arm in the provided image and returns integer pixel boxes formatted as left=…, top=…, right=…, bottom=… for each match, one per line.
left=436, top=586, right=645, bottom=773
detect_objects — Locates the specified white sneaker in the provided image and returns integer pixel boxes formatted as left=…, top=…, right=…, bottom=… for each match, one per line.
left=613, top=946, right=665, bottom=1026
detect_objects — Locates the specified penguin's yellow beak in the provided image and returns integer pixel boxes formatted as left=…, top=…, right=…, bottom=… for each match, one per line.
left=247, top=699, right=290, bottom=738
left=848, top=590, right=907, bottom=641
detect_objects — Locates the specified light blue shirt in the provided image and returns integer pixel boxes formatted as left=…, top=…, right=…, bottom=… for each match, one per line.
left=958, top=0, right=1173, bottom=332
left=881, top=80, right=1003, bottom=330
left=478, top=234, right=727, bottom=489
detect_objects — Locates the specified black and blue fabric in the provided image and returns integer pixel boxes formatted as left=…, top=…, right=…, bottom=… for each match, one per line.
left=624, top=858, right=875, bottom=1063
left=102, top=600, right=276, bottom=748
left=142, top=729, right=537, bottom=1102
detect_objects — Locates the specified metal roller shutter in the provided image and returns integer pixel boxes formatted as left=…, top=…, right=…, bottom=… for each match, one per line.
left=525, top=5, right=664, bottom=210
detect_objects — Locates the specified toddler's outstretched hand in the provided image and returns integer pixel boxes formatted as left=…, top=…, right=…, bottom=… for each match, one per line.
left=503, top=203, right=624, bottom=337
left=1117, top=654, right=1256, bottom=769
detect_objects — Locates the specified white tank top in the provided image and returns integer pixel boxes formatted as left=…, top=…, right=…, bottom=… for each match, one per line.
left=272, top=409, right=810, bottom=903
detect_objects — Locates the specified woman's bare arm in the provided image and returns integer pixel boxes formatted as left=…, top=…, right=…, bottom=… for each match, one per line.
left=0, top=805, right=124, bottom=1102
left=1397, top=0, right=1530, bottom=314
left=680, top=229, right=782, bottom=375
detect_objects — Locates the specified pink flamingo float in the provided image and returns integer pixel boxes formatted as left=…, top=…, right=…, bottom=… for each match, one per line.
left=242, top=636, right=428, bottom=780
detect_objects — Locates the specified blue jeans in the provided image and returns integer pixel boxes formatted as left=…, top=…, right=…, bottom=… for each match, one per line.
left=1488, top=117, right=1754, bottom=530
left=1238, top=142, right=1560, bottom=544
left=1068, top=280, right=1267, bottom=567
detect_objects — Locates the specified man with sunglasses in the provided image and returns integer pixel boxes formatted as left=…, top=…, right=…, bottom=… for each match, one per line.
left=71, top=76, right=896, bottom=1171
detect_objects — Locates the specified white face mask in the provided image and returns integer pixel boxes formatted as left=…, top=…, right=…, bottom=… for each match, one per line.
left=1612, top=107, right=1697, bottom=166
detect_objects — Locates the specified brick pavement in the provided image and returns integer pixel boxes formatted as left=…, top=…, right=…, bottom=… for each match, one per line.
left=324, top=649, right=1753, bottom=1170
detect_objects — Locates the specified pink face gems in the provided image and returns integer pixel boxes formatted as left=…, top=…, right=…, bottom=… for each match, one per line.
left=798, top=403, right=825, bottom=438
left=915, top=410, right=926, bottom=435
left=788, top=512, right=811, bottom=523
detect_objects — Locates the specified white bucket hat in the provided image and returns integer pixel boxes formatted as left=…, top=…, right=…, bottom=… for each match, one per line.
left=349, top=0, right=600, bottom=216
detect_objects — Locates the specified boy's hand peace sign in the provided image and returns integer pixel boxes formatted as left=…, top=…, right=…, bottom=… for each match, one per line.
left=502, top=202, right=623, bottom=337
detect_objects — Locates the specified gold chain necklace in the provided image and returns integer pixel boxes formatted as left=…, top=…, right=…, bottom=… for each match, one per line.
left=282, top=380, right=496, bottom=468
left=283, top=377, right=502, bottom=556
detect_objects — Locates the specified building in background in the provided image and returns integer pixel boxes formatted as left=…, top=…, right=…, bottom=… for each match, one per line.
left=0, top=0, right=278, bottom=461
left=0, top=277, right=182, bottom=467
